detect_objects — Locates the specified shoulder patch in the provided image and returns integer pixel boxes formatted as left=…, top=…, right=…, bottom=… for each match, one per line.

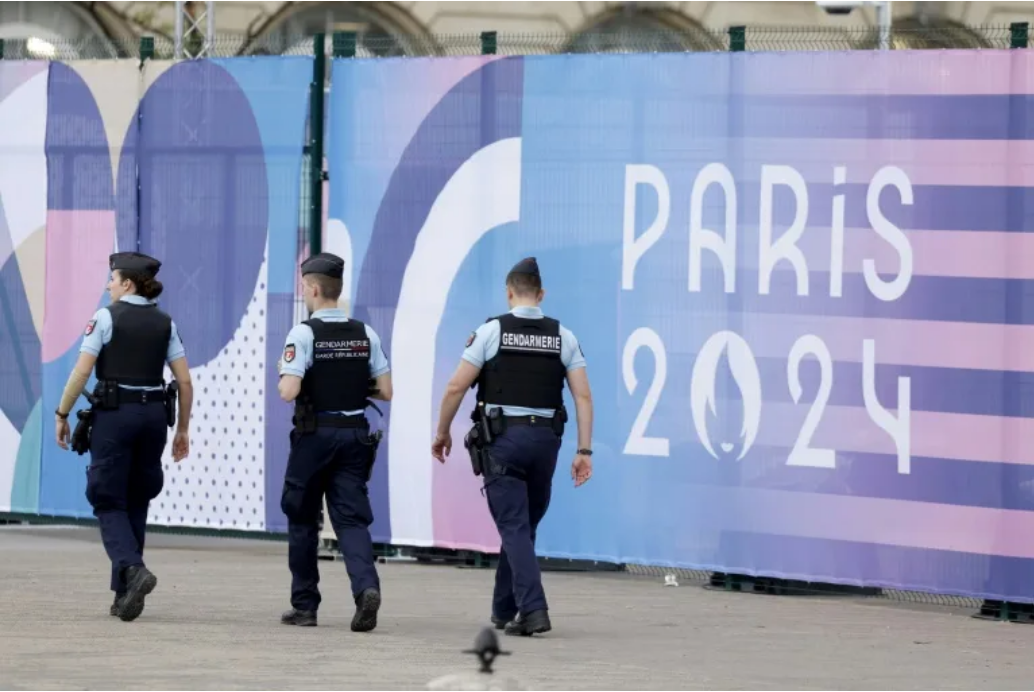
left=84, top=319, right=96, bottom=336
left=465, top=331, right=477, bottom=348
left=284, top=343, right=296, bottom=363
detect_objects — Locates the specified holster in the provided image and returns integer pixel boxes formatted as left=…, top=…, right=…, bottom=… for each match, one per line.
left=464, top=425, right=490, bottom=477
left=465, top=402, right=494, bottom=477
left=164, top=380, right=179, bottom=429
left=93, top=380, right=120, bottom=410
left=359, top=428, right=383, bottom=482
left=291, top=398, right=317, bottom=435
left=552, top=404, right=568, bottom=437
left=71, top=393, right=97, bottom=456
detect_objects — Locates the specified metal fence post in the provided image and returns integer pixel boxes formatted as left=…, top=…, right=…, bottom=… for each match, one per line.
left=1011, top=22, right=1029, bottom=49
left=308, top=33, right=326, bottom=257
left=481, top=31, right=498, bottom=55
left=139, top=36, right=154, bottom=67
left=729, top=26, right=746, bottom=52
left=333, top=31, right=357, bottom=58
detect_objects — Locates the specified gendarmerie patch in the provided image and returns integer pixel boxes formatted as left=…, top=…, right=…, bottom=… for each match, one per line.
left=499, top=330, right=561, bottom=354
left=313, top=338, right=370, bottom=361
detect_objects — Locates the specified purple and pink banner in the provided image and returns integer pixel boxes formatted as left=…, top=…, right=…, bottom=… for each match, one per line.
left=4, top=48, right=1034, bottom=603
left=329, top=49, right=1034, bottom=602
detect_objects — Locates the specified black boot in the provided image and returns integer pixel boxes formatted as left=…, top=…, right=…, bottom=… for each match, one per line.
left=504, top=609, right=551, bottom=637
left=490, top=615, right=510, bottom=630
left=351, top=588, right=381, bottom=632
left=281, top=608, right=317, bottom=626
left=109, top=594, right=124, bottom=617
left=118, top=566, right=157, bottom=622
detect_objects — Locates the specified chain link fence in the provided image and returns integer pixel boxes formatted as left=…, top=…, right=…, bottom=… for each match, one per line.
left=0, top=24, right=1028, bottom=60
left=330, top=24, right=1023, bottom=55
left=727, top=23, right=1016, bottom=51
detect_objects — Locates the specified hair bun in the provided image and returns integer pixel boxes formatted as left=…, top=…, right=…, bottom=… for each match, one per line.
left=141, top=277, right=164, bottom=300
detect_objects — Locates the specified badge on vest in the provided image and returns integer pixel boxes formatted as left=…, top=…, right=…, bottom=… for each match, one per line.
left=284, top=344, right=296, bottom=363
left=313, top=339, right=370, bottom=361
left=500, top=331, right=561, bottom=355
left=84, top=319, right=96, bottom=336
left=466, top=331, right=477, bottom=348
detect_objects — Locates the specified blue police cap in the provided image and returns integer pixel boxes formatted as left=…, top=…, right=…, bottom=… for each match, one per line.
left=507, top=257, right=540, bottom=279
left=300, top=253, right=345, bottom=280
left=109, top=252, right=161, bottom=277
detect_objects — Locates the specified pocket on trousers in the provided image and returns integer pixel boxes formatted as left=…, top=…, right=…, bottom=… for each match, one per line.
left=138, top=464, right=165, bottom=502
left=85, top=461, right=121, bottom=510
left=281, top=479, right=315, bottom=522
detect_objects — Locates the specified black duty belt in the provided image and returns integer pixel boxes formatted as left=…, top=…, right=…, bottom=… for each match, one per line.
left=316, top=414, right=367, bottom=428
left=119, top=389, right=166, bottom=404
left=503, top=415, right=554, bottom=428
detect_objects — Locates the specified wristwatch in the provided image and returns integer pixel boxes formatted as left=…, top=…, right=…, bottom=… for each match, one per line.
left=577, top=448, right=593, bottom=456
left=55, top=409, right=69, bottom=420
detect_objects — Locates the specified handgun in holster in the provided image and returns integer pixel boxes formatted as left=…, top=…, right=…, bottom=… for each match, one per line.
left=360, top=428, right=383, bottom=482
left=552, top=404, right=568, bottom=437
left=463, top=424, right=485, bottom=476
left=362, top=396, right=384, bottom=471
left=70, top=391, right=98, bottom=456
left=164, top=380, right=179, bottom=429
left=291, top=397, right=317, bottom=435
left=464, top=402, right=494, bottom=477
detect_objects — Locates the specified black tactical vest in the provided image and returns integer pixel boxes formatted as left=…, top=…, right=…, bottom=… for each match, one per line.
left=298, top=318, right=372, bottom=412
left=477, top=313, right=565, bottom=409
left=95, top=301, right=172, bottom=387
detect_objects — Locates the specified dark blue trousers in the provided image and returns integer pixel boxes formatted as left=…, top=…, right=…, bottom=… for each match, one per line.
left=483, top=424, right=561, bottom=620
left=85, top=401, right=167, bottom=596
left=281, top=426, right=380, bottom=612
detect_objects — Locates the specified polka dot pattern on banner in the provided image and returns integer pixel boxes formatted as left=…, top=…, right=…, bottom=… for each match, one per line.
left=149, top=251, right=269, bottom=531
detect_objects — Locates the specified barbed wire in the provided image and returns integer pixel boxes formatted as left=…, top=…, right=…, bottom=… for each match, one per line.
left=0, top=24, right=1025, bottom=60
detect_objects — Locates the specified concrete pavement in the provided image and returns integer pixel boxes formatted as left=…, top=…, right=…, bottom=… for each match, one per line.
left=1, top=526, right=1031, bottom=690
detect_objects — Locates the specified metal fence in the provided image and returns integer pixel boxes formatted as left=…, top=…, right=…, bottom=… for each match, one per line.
left=0, top=23, right=1029, bottom=60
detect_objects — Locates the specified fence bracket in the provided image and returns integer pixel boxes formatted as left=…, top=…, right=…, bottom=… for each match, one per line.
left=481, top=31, right=498, bottom=55
left=1011, top=22, right=1029, bottom=49
left=729, top=26, right=746, bottom=52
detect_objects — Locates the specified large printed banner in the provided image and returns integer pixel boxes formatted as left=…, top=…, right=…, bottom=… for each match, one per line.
left=329, top=49, right=1034, bottom=602
left=0, top=57, right=313, bottom=533
left=6, top=49, right=1034, bottom=603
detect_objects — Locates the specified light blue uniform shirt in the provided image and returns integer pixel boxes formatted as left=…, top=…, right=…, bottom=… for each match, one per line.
left=462, top=305, right=586, bottom=418
left=80, top=295, right=186, bottom=391
left=280, top=308, right=390, bottom=416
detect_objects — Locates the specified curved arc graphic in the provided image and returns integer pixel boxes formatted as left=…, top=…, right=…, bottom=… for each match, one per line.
left=388, top=136, right=523, bottom=546
left=348, top=57, right=525, bottom=543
